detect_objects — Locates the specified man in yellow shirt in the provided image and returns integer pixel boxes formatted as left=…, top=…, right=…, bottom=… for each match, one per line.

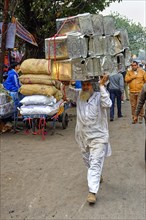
left=125, top=61, right=146, bottom=123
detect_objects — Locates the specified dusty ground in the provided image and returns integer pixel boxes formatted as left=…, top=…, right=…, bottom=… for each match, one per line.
left=0, top=101, right=146, bottom=220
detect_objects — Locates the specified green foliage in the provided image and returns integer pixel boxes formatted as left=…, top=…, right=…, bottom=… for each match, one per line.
left=112, top=12, right=146, bottom=56
left=1, top=0, right=122, bottom=58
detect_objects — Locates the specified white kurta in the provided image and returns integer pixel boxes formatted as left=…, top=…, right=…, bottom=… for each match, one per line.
left=75, top=85, right=112, bottom=193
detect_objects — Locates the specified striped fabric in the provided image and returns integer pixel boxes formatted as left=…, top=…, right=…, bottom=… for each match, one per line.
left=12, top=17, right=38, bottom=46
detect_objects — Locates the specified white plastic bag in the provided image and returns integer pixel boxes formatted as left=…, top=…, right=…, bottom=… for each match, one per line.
left=20, top=95, right=56, bottom=106
left=20, top=99, right=63, bottom=116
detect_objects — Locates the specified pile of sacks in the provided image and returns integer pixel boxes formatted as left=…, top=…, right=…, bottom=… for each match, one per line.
left=19, top=95, right=63, bottom=116
left=19, top=59, right=63, bottom=100
left=45, top=13, right=131, bottom=80
left=19, top=59, right=64, bottom=116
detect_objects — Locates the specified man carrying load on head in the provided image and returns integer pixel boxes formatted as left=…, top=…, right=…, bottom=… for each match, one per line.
left=75, top=75, right=112, bottom=204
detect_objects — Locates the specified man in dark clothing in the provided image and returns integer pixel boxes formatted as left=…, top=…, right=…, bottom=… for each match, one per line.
left=108, top=66, right=124, bottom=121
left=133, top=83, right=146, bottom=123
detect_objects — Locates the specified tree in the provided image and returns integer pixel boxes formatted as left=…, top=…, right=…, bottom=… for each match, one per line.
left=0, top=0, right=122, bottom=58
left=0, top=0, right=10, bottom=83
left=112, top=13, right=146, bottom=56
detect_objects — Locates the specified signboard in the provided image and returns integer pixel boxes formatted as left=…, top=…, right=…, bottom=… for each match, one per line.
left=0, top=22, right=16, bottom=48
left=12, top=17, right=38, bottom=46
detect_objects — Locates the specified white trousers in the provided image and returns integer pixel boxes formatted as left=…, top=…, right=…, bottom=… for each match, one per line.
left=81, top=143, right=107, bottom=194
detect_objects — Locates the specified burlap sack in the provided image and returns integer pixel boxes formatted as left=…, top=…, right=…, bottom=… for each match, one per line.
left=20, top=84, right=58, bottom=97
left=19, top=75, right=63, bottom=91
left=19, top=74, right=54, bottom=85
left=54, top=90, right=63, bottom=101
left=20, top=59, right=51, bottom=75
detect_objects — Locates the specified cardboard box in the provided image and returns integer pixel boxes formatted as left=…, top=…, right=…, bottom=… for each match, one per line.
left=89, top=35, right=109, bottom=56
left=114, top=30, right=129, bottom=48
left=51, top=57, right=102, bottom=81
left=107, top=36, right=123, bottom=56
left=89, top=35, right=123, bottom=56
left=56, top=13, right=94, bottom=35
left=91, top=14, right=104, bottom=35
left=85, top=57, right=102, bottom=76
left=103, top=16, right=115, bottom=36
left=51, top=58, right=86, bottom=81
left=45, top=32, right=88, bottom=60
left=100, top=55, right=118, bottom=75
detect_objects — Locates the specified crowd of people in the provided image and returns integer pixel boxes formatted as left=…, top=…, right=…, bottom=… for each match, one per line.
left=71, top=60, right=146, bottom=205
left=108, top=61, right=146, bottom=124
left=1, top=60, right=146, bottom=205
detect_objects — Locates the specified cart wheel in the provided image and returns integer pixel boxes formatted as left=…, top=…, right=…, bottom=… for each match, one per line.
left=62, top=112, right=69, bottom=129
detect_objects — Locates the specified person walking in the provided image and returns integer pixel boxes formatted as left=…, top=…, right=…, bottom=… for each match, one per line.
left=133, top=83, right=146, bottom=123
left=75, top=75, right=112, bottom=204
left=108, top=65, right=124, bottom=121
left=125, top=61, right=146, bottom=124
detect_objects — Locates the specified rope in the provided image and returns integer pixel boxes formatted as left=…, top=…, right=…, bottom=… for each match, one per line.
left=38, top=117, right=47, bottom=140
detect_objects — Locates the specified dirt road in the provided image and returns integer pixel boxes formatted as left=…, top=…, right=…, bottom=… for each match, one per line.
left=1, top=101, right=146, bottom=220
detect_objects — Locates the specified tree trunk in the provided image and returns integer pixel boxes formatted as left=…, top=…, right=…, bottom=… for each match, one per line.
left=0, top=0, right=9, bottom=83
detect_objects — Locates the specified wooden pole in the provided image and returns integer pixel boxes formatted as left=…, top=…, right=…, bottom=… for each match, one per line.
left=0, top=0, right=9, bottom=83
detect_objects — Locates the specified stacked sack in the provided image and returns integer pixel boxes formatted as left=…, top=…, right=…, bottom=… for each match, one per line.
left=0, top=84, right=14, bottom=117
left=19, top=95, right=63, bottom=116
left=45, top=13, right=131, bottom=80
left=19, top=59, right=64, bottom=116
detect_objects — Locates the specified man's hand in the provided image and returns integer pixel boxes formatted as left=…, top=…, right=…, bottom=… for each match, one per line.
left=121, top=92, right=124, bottom=101
left=61, top=81, right=70, bottom=86
left=133, top=115, right=138, bottom=123
left=99, top=75, right=109, bottom=86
